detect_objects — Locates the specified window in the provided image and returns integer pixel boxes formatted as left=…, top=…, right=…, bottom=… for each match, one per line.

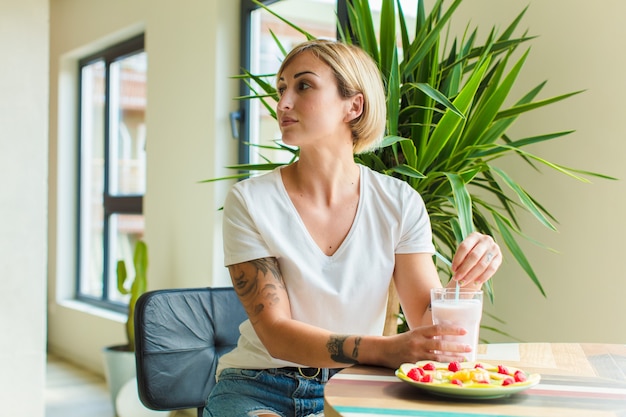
left=77, top=34, right=147, bottom=311
left=238, top=0, right=347, bottom=165
left=238, top=1, right=418, bottom=166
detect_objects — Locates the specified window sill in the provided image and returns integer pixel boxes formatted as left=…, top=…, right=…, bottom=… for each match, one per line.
left=55, top=299, right=126, bottom=323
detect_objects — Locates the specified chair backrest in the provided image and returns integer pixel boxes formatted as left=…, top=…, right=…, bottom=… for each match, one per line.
left=134, top=287, right=246, bottom=415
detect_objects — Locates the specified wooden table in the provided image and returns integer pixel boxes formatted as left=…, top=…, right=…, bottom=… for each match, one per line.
left=324, top=343, right=626, bottom=417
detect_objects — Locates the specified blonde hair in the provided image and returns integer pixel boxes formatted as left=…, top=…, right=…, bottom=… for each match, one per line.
left=277, top=39, right=386, bottom=154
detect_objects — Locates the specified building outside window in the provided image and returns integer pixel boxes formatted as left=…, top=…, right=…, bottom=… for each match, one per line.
left=77, top=34, right=147, bottom=311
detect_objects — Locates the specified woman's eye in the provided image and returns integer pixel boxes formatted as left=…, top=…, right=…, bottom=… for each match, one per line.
left=276, top=81, right=310, bottom=96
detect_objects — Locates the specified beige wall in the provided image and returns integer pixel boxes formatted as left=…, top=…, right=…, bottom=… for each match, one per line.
left=449, top=0, right=626, bottom=343
left=0, top=0, right=48, bottom=415
left=47, top=0, right=239, bottom=373
left=43, top=0, right=626, bottom=380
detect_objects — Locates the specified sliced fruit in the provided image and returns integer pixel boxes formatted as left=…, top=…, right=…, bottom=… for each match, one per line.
left=422, top=362, right=436, bottom=371
left=406, top=367, right=424, bottom=381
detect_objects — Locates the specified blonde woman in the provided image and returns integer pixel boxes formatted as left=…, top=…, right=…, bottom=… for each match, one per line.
left=204, top=39, right=501, bottom=417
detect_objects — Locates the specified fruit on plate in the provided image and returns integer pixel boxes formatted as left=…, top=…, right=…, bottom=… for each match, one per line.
left=398, top=361, right=534, bottom=388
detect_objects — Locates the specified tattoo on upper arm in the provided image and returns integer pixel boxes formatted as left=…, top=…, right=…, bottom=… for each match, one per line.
left=250, top=258, right=282, bottom=281
left=326, top=335, right=361, bottom=364
left=228, top=258, right=285, bottom=320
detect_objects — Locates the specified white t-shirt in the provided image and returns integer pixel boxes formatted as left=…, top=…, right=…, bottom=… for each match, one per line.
left=218, top=164, right=434, bottom=373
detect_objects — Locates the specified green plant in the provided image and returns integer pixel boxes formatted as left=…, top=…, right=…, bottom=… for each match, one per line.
left=116, top=240, right=148, bottom=351
left=208, top=0, right=613, bottom=333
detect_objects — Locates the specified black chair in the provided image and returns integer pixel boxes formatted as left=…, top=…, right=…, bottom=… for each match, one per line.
left=134, top=287, right=247, bottom=417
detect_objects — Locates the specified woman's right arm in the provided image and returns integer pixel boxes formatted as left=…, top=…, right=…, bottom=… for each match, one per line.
left=229, top=256, right=469, bottom=369
left=228, top=257, right=365, bottom=368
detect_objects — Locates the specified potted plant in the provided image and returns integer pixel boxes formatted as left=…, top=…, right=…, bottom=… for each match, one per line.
left=115, top=239, right=148, bottom=352
left=102, top=240, right=148, bottom=415
left=208, top=0, right=612, bottom=335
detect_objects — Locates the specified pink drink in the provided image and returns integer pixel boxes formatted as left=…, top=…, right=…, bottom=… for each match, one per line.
left=431, top=288, right=483, bottom=362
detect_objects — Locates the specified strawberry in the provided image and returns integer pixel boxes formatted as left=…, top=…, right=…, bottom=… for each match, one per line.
left=450, top=379, right=463, bottom=386
left=497, top=365, right=510, bottom=375
left=422, top=362, right=436, bottom=371
left=448, top=361, right=461, bottom=372
left=474, top=363, right=484, bottom=369
left=514, top=370, right=527, bottom=382
left=502, top=377, right=515, bottom=386
left=406, top=367, right=424, bottom=381
left=420, top=374, right=433, bottom=383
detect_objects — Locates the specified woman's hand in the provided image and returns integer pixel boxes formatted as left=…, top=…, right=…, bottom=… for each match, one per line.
left=451, top=232, right=501, bottom=288
left=376, top=324, right=473, bottom=369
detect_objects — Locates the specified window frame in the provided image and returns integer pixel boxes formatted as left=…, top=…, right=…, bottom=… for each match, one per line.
left=76, top=33, right=146, bottom=312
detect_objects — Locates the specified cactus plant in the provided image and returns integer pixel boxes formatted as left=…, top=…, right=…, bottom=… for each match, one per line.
left=116, top=239, right=147, bottom=352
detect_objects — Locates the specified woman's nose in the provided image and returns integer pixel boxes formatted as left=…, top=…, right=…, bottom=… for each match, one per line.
left=277, top=91, right=292, bottom=110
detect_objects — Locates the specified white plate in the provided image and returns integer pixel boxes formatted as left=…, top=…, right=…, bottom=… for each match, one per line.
left=395, top=361, right=541, bottom=400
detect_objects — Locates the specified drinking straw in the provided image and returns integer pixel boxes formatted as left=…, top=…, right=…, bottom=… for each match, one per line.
left=434, top=252, right=460, bottom=301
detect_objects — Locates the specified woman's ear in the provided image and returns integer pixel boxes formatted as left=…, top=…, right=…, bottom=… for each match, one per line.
left=345, top=93, right=364, bottom=122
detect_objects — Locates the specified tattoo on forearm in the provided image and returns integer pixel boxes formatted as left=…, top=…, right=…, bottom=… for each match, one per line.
left=326, top=335, right=360, bottom=364
left=229, top=258, right=285, bottom=320
left=352, top=336, right=361, bottom=359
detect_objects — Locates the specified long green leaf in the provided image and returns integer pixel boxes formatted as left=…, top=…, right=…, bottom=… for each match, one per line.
left=494, top=215, right=546, bottom=297
left=380, top=135, right=409, bottom=147
left=224, top=163, right=286, bottom=171
left=199, top=173, right=251, bottom=183
left=495, top=144, right=602, bottom=182
left=496, top=90, right=584, bottom=120
left=444, top=173, right=474, bottom=239
left=386, top=164, right=425, bottom=178
left=491, top=166, right=557, bottom=231
left=347, top=0, right=379, bottom=61
left=477, top=80, right=547, bottom=145
left=387, top=46, right=401, bottom=136
left=379, top=0, right=396, bottom=78
left=412, top=83, right=464, bottom=118
left=474, top=131, right=575, bottom=157
left=399, top=136, right=418, bottom=169
left=463, top=49, right=530, bottom=147
left=443, top=36, right=536, bottom=73
left=250, top=0, right=315, bottom=40
left=499, top=6, right=529, bottom=41
left=396, top=0, right=411, bottom=57
left=479, top=325, right=524, bottom=343
left=238, top=70, right=276, bottom=98
left=403, top=0, right=463, bottom=75
left=418, top=56, right=491, bottom=171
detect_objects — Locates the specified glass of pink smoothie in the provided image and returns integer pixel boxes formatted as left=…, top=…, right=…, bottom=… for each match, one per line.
left=430, top=287, right=483, bottom=362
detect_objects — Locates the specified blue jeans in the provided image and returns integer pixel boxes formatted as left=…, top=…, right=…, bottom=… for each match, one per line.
left=203, top=368, right=338, bottom=417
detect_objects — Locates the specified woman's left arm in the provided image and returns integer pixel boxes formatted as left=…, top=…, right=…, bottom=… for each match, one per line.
left=393, top=252, right=441, bottom=329
left=394, top=232, right=502, bottom=328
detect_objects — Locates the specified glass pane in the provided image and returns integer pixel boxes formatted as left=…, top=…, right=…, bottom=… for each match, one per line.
left=108, top=213, right=145, bottom=303
left=79, top=60, right=106, bottom=299
left=248, top=0, right=337, bottom=166
left=109, top=51, right=147, bottom=195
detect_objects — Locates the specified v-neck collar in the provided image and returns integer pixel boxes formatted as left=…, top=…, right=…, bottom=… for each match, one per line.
left=276, top=165, right=365, bottom=259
